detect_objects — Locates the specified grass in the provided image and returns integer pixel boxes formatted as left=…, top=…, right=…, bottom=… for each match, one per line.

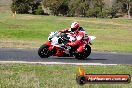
left=0, top=64, right=131, bottom=88
left=0, top=12, right=132, bottom=52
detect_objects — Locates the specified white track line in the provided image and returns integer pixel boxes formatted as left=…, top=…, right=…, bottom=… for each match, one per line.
left=0, top=61, right=117, bottom=65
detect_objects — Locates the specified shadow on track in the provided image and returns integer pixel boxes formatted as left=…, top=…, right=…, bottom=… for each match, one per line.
left=49, top=57, right=107, bottom=61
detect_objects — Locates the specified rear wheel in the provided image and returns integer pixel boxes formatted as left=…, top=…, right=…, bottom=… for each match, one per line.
left=75, top=45, right=91, bottom=60
left=38, top=44, right=50, bottom=58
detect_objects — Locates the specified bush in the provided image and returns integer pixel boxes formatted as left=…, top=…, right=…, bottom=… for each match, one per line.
left=11, top=0, right=31, bottom=14
left=108, top=7, right=118, bottom=18
left=100, top=9, right=109, bottom=18
left=86, top=7, right=101, bottom=18
left=34, top=5, right=44, bottom=15
left=11, top=0, right=44, bottom=15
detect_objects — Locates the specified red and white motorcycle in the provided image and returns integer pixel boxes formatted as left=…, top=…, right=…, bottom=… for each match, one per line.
left=38, top=31, right=96, bottom=60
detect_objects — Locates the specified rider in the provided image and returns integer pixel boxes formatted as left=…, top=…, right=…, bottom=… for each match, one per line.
left=59, top=22, right=90, bottom=53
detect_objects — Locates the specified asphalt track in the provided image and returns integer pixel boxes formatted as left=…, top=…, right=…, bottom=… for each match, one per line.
left=0, top=48, right=132, bottom=65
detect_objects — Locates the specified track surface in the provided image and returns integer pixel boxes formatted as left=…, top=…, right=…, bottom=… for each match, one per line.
left=0, top=48, right=132, bottom=65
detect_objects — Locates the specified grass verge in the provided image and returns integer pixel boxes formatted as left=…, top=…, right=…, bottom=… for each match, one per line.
left=0, top=12, right=132, bottom=52
left=0, top=64, right=132, bottom=88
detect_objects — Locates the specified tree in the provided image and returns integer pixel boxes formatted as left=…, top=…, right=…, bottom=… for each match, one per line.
left=68, top=0, right=89, bottom=17
left=42, top=0, right=60, bottom=16
left=57, top=0, right=69, bottom=16
left=42, top=0, right=69, bottom=16
left=117, top=0, right=132, bottom=19
left=126, top=0, right=132, bottom=19
left=108, top=6, right=118, bottom=18
left=11, top=0, right=33, bottom=14
left=30, top=0, right=44, bottom=15
left=11, top=0, right=45, bottom=15
left=86, top=0, right=105, bottom=18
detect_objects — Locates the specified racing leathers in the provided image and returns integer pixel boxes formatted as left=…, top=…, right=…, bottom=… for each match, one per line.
left=60, top=27, right=90, bottom=53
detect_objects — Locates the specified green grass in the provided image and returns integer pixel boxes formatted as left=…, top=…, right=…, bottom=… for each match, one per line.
left=0, top=12, right=132, bottom=52
left=0, top=64, right=131, bottom=88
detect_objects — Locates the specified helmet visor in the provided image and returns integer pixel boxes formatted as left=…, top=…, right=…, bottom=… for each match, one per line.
left=71, top=28, right=78, bottom=32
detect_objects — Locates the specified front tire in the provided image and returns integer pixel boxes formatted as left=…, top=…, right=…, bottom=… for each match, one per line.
left=75, top=45, right=91, bottom=60
left=38, top=44, right=50, bottom=58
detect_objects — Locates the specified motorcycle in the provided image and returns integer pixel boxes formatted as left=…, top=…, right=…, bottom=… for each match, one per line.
left=38, top=31, right=96, bottom=60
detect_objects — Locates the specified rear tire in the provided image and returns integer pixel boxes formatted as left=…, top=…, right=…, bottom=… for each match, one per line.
left=38, top=44, right=50, bottom=58
left=75, top=45, right=91, bottom=60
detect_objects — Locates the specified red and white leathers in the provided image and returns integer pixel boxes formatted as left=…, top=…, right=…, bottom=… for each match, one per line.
left=60, top=27, right=90, bottom=53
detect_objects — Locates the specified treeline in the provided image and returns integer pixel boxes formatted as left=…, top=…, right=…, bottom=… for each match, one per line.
left=11, top=0, right=44, bottom=15
left=11, top=0, right=132, bottom=18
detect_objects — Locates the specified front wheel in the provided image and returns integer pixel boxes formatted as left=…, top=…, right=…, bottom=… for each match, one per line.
left=75, top=45, right=91, bottom=60
left=38, top=44, right=50, bottom=58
